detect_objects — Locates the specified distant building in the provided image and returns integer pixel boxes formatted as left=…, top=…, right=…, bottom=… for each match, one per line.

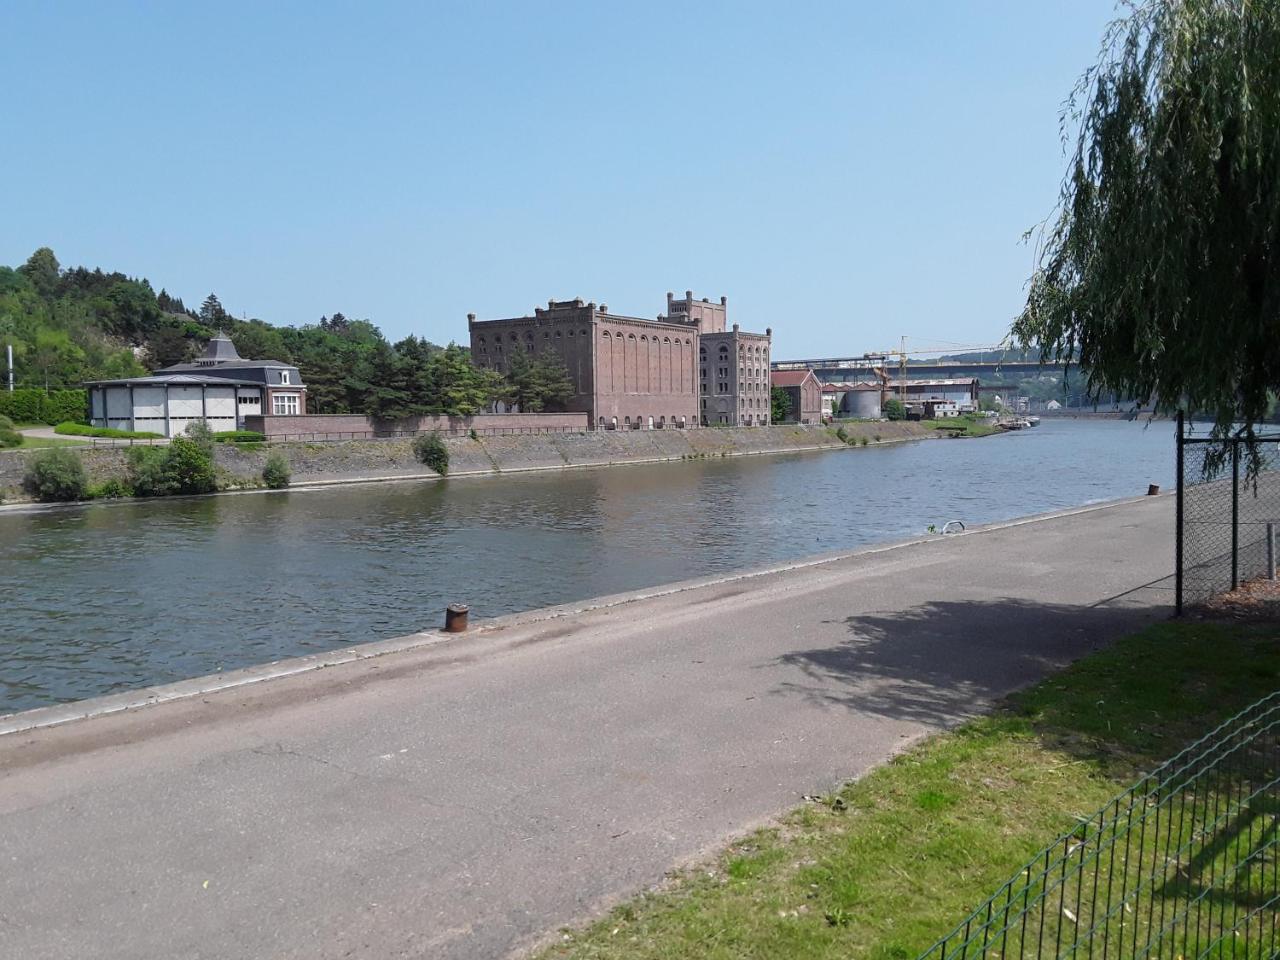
left=923, top=399, right=959, bottom=419
left=469, top=298, right=699, bottom=431
left=85, top=333, right=306, bottom=437
left=771, top=369, right=824, bottom=424
left=468, top=291, right=772, bottom=430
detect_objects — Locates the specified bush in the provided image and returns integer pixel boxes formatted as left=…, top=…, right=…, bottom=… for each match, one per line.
left=0, top=389, right=88, bottom=425
left=213, top=430, right=266, bottom=443
left=127, top=447, right=176, bottom=497
left=89, top=478, right=133, bottom=499
left=0, top=414, right=20, bottom=449
left=883, top=398, right=907, bottom=421
left=262, top=452, right=291, bottom=489
left=412, top=432, right=449, bottom=475
left=24, top=448, right=88, bottom=502
left=54, top=422, right=163, bottom=439
left=858, top=435, right=870, bottom=446
left=835, top=426, right=849, bottom=443
left=127, top=423, right=217, bottom=497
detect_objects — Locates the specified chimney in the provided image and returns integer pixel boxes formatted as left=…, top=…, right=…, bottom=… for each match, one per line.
left=685, top=290, right=693, bottom=301
left=720, top=296, right=727, bottom=305
left=599, top=304, right=608, bottom=314
left=467, top=313, right=476, bottom=325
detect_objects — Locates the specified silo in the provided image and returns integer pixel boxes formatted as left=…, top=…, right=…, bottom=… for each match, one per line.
left=846, top=388, right=881, bottom=419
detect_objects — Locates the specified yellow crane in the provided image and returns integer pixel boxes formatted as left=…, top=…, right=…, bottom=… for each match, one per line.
left=860, top=338, right=1011, bottom=404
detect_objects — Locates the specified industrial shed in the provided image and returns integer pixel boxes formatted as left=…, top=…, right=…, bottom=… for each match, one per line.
left=85, top=374, right=265, bottom=436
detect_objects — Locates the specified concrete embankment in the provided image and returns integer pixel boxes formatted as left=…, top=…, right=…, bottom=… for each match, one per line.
left=0, top=420, right=945, bottom=501
left=0, top=495, right=1174, bottom=960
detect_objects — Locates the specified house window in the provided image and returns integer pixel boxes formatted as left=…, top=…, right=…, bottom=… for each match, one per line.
left=272, top=393, right=300, bottom=416
left=280, top=371, right=291, bottom=385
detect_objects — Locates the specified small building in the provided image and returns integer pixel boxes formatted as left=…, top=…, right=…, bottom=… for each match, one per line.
left=85, top=333, right=306, bottom=437
left=923, top=399, right=959, bottom=419
left=771, top=369, right=823, bottom=424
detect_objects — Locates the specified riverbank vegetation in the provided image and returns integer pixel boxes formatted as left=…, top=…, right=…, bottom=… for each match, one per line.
left=412, top=431, right=449, bottom=475
left=923, top=414, right=1000, bottom=438
left=0, top=247, right=573, bottom=421
left=538, top=620, right=1280, bottom=960
left=53, top=422, right=163, bottom=440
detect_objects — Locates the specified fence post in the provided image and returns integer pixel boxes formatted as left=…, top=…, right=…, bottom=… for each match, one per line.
left=1231, top=438, right=1240, bottom=592
left=1268, top=522, right=1276, bottom=580
left=1175, top=411, right=1184, bottom=616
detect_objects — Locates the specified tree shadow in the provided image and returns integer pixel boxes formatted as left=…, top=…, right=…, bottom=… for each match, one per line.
left=772, top=596, right=1165, bottom=729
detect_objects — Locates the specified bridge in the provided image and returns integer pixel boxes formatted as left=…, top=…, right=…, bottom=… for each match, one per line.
left=771, top=357, right=1061, bottom=383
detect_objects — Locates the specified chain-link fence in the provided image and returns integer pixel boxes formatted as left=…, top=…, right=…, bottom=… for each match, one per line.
left=916, top=691, right=1280, bottom=960
left=1178, top=415, right=1280, bottom=611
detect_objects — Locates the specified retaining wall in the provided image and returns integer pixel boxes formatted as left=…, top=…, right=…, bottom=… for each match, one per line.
left=0, top=421, right=944, bottom=501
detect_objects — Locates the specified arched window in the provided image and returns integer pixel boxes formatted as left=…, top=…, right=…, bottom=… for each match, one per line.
left=611, top=416, right=618, bottom=429
left=647, top=416, right=654, bottom=430
left=598, top=416, right=605, bottom=428
left=602, top=330, right=611, bottom=339
left=477, top=336, right=486, bottom=344
left=624, top=416, right=631, bottom=425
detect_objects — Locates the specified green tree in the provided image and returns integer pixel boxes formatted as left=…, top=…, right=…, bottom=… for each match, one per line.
left=147, top=325, right=193, bottom=369
left=18, top=247, right=60, bottom=298
left=883, top=397, right=906, bottom=421
left=1014, top=0, right=1280, bottom=445
left=506, top=348, right=574, bottom=412
left=770, top=386, right=792, bottom=423
left=429, top=344, right=504, bottom=416
left=199, top=293, right=228, bottom=329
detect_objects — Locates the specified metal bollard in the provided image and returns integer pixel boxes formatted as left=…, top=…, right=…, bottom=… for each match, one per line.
left=1269, top=523, right=1276, bottom=581
left=444, top=603, right=470, bottom=633
left=1147, top=484, right=1160, bottom=496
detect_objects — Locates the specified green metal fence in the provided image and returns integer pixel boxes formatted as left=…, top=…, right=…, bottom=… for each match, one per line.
left=917, top=691, right=1280, bottom=959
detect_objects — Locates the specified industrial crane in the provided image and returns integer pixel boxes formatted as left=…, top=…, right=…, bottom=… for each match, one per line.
left=859, top=338, right=1012, bottom=402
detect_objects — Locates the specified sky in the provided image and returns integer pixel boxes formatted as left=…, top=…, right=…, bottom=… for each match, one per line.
left=2, top=0, right=1120, bottom=359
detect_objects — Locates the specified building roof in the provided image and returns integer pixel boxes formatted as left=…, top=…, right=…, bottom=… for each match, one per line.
left=201, top=332, right=242, bottom=362
left=770, top=369, right=819, bottom=388
left=158, top=359, right=297, bottom=372
left=84, top=374, right=264, bottom=387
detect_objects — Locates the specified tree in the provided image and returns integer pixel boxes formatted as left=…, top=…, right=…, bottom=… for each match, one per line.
left=18, top=248, right=60, bottom=299
left=1014, top=0, right=1280, bottom=447
left=883, top=397, right=906, bottom=421
left=147, top=326, right=193, bottom=369
left=199, top=293, right=228, bottom=329
left=505, top=347, right=574, bottom=412
left=771, top=386, right=792, bottom=423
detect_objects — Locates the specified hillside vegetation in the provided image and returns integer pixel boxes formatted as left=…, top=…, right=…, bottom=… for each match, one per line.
left=0, top=247, right=572, bottom=419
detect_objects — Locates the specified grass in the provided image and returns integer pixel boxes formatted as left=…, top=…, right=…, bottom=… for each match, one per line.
left=537, top=621, right=1280, bottom=960
left=53, top=421, right=163, bottom=439
left=921, top=415, right=1000, bottom=438
left=17, top=435, right=90, bottom=448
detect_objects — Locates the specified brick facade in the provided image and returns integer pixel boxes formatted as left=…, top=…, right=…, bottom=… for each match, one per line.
left=244, top=412, right=590, bottom=440
left=469, top=299, right=700, bottom=430
left=699, top=324, right=773, bottom=427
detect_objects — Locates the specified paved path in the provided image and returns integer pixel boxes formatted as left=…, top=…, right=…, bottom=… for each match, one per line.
left=0, top=497, right=1174, bottom=959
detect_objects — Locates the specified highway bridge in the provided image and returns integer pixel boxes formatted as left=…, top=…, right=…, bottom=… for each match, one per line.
left=771, top=357, right=1062, bottom=383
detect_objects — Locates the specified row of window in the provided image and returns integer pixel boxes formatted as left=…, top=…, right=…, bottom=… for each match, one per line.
left=477, top=331, right=693, bottom=347
left=597, top=415, right=688, bottom=430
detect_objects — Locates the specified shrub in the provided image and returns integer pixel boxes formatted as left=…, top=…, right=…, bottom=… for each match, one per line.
left=89, top=478, right=133, bottom=499
left=0, top=414, right=20, bottom=449
left=0, top=389, right=88, bottom=425
left=54, top=422, right=163, bottom=439
left=213, top=430, right=266, bottom=443
left=412, top=432, right=449, bottom=475
left=873, top=433, right=882, bottom=442
left=883, top=398, right=907, bottom=421
left=859, top=435, right=870, bottom=446
left=24, top=448, right=88, bottom=502
left=835, top=426, right=849, bottom=443
left=262, top=452, right=291, bottom=489
left=127, top=447, right=176, bottom=497
left=164, top=434, right=217, bottom=494
left=469, top=428, right=479, bottom=441
left=126, top=423, right=217, bottom=497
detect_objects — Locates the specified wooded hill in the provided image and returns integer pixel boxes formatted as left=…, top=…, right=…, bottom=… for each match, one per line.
left=0, top=248, right=571, bottom=418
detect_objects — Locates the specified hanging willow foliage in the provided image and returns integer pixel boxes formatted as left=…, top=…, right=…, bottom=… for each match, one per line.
left=1015, top=0, right=1280, bottom=446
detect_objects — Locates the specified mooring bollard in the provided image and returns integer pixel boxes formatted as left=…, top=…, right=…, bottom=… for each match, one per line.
left=1147, top=483, right=1160, bottom=496
left=1268, top=523, right=1276, bottom=581
left=444, top=603, right=469, bottom=633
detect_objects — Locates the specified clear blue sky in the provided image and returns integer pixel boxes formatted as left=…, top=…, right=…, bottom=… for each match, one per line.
left=2, top=0, right=1118, bottom=359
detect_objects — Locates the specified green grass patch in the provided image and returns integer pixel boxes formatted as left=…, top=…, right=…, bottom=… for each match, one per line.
left=53, top=421, right=163, bottom=439
left=921, top=415, right=999, bottom=438
left=537, top=621, right=1280, bottom=960
left=17, top=435, right=90, bottom=448
left=213, top=430, right=266, bottom=443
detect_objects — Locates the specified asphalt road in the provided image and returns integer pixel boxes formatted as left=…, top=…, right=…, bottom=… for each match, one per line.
left=0, top=496, right=1174, bottom=959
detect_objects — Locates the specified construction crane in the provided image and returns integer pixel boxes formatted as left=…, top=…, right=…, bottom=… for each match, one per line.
left=859, top=338, right=1012, bottom=403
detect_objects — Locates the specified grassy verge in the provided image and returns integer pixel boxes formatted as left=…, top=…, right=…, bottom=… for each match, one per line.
left=921, top=415, right=1001, bottom=438
left=18, top=435, right=90, bottom=448
left=53, top=421, right=163, bottom=439
left=538, top=621, right=1280, bottom=960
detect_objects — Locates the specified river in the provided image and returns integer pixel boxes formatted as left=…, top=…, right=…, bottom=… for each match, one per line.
left=0, top=418, right=1174, bottom=714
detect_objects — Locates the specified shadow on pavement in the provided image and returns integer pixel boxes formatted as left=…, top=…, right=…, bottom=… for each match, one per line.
left=772, top=596, right=1168, bottom=728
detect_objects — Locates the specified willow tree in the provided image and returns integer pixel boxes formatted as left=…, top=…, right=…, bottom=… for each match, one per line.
left=1014, top=0, right=1280, bottom=444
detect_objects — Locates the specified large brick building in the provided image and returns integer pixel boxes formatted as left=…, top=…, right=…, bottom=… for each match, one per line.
left=469, top=291, right=773, bottom=430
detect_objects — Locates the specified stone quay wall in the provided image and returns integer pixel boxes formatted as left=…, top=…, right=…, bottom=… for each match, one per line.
left=243, top=412, right=591, bottom=440
left=0, top=421, right=943, bottom=502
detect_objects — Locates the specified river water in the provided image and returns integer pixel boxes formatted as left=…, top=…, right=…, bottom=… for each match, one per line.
left=0, top=418, right=1174, bottom=714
